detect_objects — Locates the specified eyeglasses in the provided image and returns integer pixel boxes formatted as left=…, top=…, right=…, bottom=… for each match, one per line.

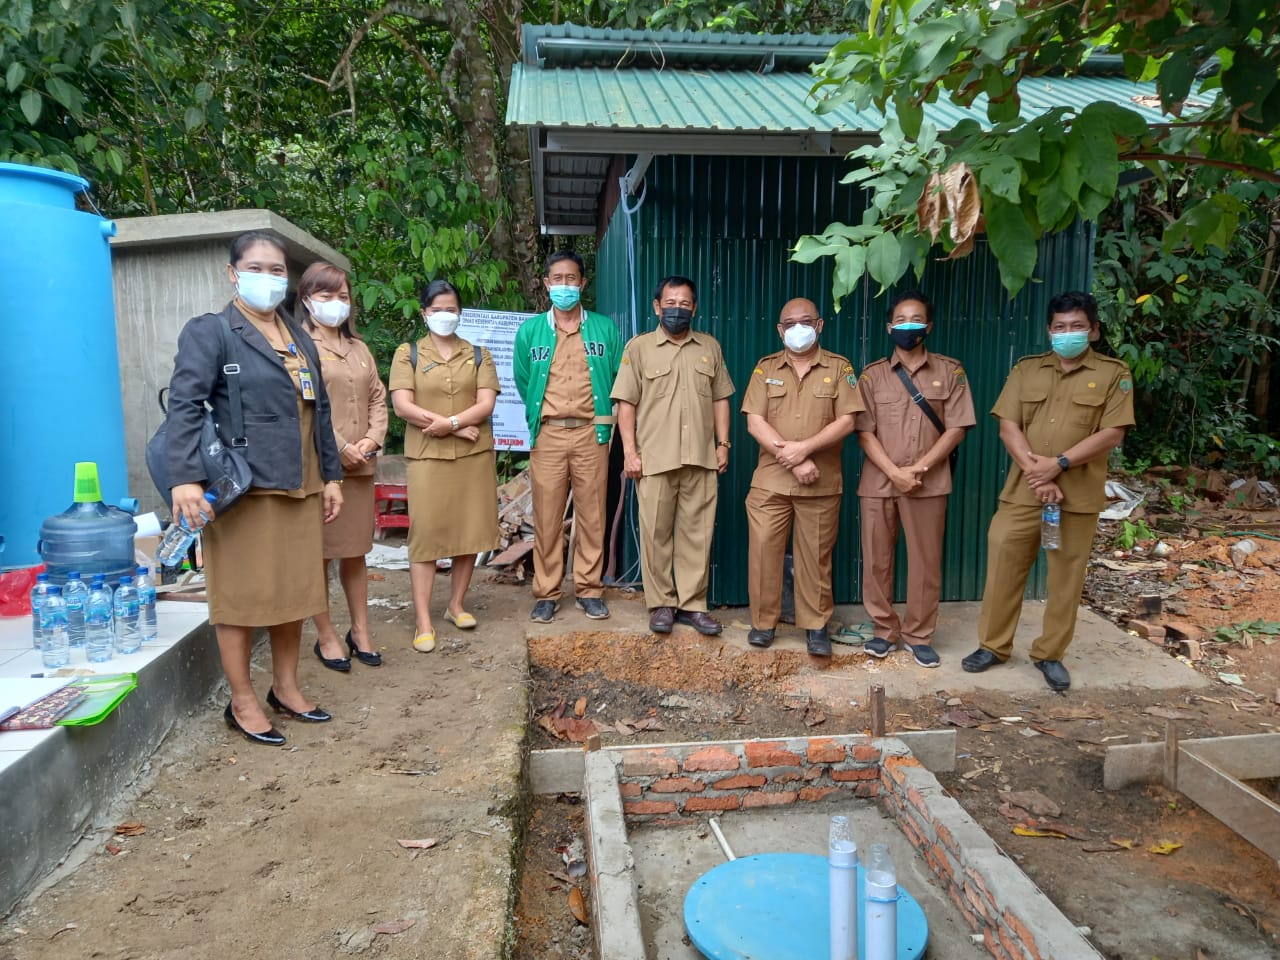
left=779, top=318, right=818, bottom=329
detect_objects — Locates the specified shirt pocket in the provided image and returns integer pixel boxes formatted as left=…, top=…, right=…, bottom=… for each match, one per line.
left=873, top=387, right=905, bottom=425
left=643, top=364, right=673, bottom=399
left=1020, top=388, right=1049, bottom=427
left=693, top=363, right=715, bottom=398
left=765, top=381, right=788, bottom=418
left=811, top=378, right=838, bottom=400
left=1070, top=390, right=1105, bottom=428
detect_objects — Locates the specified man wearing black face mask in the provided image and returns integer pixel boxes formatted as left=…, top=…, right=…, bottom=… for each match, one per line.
left=611, top=276, right=735, bottom=636
left=855, top=289, right=975, bottom=668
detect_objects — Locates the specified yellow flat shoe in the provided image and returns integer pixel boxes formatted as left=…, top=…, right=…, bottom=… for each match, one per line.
left=444, top=610, right=476, bottom=630
left=412, top=630, right=436, bottom=653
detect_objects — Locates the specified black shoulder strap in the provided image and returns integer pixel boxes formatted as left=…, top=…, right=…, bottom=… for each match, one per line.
left=218, top=315, right=247, bottom=447
left=474, top=344, right=482, bottom=367
left=893, top=364, right=946, bottom=435
left=409, top=340, right=417, bottom=370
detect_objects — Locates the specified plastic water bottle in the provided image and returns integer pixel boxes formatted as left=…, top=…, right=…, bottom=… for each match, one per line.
left=1041, top=502, right=1061, bottom=551
left=203, top=473, right=245, bottom=512
left=113, top=575, right=142, bottom=654
left=30, top=571, right=52, bottom=649
left=157, top=490, right=220, bottom=568
left=136, top=565, right=158, bottom=643
left=85, top=575, right=114, bottom=663
left=63, top=571, right=89, bottom=648
left=862, top=843, right=898, bottom=960
left=829, top=815, right=858, bottom=960
left=40, top=585, right=70, bottom=669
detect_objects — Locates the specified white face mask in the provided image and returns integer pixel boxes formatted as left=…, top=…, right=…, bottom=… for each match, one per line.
left=425, top=310, right=460, bottom=336
left=236, top=270, right=289, bottom=312
left=307, top=298, right=350, bottom=328
left=783, top=323, right=818, bottom=353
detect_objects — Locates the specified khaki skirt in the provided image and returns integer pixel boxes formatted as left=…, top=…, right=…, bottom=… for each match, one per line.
left=407, top=452, right=500, bottom=562
left=324, top=473, right=375, bottom=560
left=203, top=492, right=327, bottom=626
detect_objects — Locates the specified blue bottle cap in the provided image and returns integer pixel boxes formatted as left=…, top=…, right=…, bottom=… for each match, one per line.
left=68, top=571, right=80, bottom=579
left=36, top=572, right=48, bottom=582
left=119, top=576, right=130, bottom=584
left=48, top=585, right=62, bottom=595
left=136, top=566, right=147, bottom=575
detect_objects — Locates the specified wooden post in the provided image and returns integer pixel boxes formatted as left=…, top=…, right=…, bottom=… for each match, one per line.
left=870, top=684, right=886, bottom=738
left=1164, top=720, right=1178, bottom=791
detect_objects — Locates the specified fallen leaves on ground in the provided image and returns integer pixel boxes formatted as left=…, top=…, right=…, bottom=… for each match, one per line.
left=573, top=696, right=587, bottom=718
left=114, top=821, right=146, bottom=837
left=1003, top=790, right=1061, bottom=817
left=568, top=886, right=588, bottom=925
left=614, top=717, right=665, bottom=736
left=803, top=704, right=826, bottom=727
left=942, top=709, right=980, bottom=728
left=1148, top=841, right=1183, bottom=855
left=396, top=838, right=439, bottom=850
left=1143, top=706, right=1196, bottom=721
left=1014, top=825, right=1073, bottom=839
left=373, top=919, right=416, bottom=935
left=538, top=699, right=606, bottom=742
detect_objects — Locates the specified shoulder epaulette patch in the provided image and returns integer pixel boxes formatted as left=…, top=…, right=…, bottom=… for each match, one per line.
left=954, top=367, right=967, bottom=386
left=1119, top=377, right=1132, bottom=392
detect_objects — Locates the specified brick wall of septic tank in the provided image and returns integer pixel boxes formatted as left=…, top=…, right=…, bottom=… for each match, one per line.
left=603, top=735, right=1100, bottom=960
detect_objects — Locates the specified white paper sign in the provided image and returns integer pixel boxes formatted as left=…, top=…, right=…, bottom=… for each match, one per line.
left=457, top=308, right=537, bottom=453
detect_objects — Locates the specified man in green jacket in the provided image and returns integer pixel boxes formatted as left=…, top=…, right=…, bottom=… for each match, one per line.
left=513, top=251, right=623, bottom=623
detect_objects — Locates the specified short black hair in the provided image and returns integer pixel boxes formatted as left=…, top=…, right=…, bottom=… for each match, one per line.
left=229, top=230, right=286, bottom=266
left=889, top=289, right=933, bottom=324
left=653, top=275, right=698, bottom=305
left=420, top=278, right=461, bottom=309
left=544, top=250, right=585, bottom=277
left=1047, top=291, right=1098, bottom=326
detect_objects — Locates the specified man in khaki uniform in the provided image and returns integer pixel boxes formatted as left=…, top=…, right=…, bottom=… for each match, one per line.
left=612, top=276, right=735, bottom=636
left=963, top=291, right=1135, bottom=691
left=857, top=290, right=975, bottom=667
left=742, top=298, right=862, bottom=657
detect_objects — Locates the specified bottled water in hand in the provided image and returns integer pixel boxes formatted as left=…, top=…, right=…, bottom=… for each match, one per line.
left=157, top=490, right=219, bottom=568
left=85, top=575, right=114, bottom=663
left=113, top=575, right=142, bottom=654
left=40, top=585, right=70, bottom=669
left=1041, top=503, right=1061, bottom=551
left=136, top=566, right=158, bottom=643
left=63, top=571, right=88, bottom=649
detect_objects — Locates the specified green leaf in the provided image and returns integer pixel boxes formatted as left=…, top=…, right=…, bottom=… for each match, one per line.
left=1005, top=125, right=1040, bottom=162
left=195, top=81, right=213, bottom=104
left=5, top=62, right=25, bottom=93
left=19, top=89, right=41, bottom=125
left=977, top=155, right=1022, bottom=202
left=1067, top=110, right=1119, bottom=199
left=1034, top=178, right=1073, bottom=230
left=983, top=192, right=1038, bottom=295
left=184, top=106, right=204, bottom=131
left=43, top=76, right=80, bottom=116
left=832, top=244, right=866, bottom=305
left=866, top=230, right=907, bottom=292
left=1157, top=52, right=1196, bottom=109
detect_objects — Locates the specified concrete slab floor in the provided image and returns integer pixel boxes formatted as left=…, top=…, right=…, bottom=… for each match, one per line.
left=630, top=803, right=985, bottom=960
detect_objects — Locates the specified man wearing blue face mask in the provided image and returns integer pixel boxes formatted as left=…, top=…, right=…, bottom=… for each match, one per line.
left=514, top=251, right=623, bottom=624
left=962, top=291, right=1135, bottom=691
left=856, top=290, right=975, bottom=668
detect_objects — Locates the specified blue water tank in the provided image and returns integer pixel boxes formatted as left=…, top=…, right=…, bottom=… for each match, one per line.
left=0, top=162, right=126, bottom=570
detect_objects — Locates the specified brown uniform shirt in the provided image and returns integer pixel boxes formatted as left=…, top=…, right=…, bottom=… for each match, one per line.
left=610, top=328, right=735, bottom=475
left=540, top=325, right=595, bottom=420
left=389, top=337, right=501, bottom=461
left=740, top=348, right=864, bottom=496
left=309, top=330, right=388, bottom=477
left=855, top=351, right=977, bottom=497
left=993, top=349, right=1135, bottom=513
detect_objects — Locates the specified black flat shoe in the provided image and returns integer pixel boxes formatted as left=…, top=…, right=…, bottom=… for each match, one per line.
left=314, top=640, right=351, bottom=673
left=266, top=687, right=332, bottom=723
left=345, top=629, right=382, bottom=667
left=224, top=703, right=285, bottom=746
left=961, top=648, right=1004, bottom=673
left=1035, top=659, right=1071, bottom=691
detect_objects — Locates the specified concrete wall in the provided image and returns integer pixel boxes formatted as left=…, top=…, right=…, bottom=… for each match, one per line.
left=109, top=210, right=349, bottom=515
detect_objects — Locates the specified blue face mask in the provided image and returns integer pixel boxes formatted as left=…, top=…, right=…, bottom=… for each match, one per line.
left=889, top=322, right=927, bottom=351
left=236, top=270, right=288, bottom=312
left=1050, top=331, right=1091, bottom=359
left=548, top=284, right=581, bottom=310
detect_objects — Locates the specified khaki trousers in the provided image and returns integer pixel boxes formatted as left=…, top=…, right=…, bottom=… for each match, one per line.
left=746, top=488, right=841, bottom=630
left=860, top=495, right=948, bottom=645
left=529, top=424, right=609, bottom=601
left=637, top=466, right=717, bottom=611
left=976, top=502, right=1099, bottom=662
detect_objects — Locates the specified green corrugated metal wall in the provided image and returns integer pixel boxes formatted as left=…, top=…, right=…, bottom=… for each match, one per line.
left=596, top=154, right=1092, bottom=606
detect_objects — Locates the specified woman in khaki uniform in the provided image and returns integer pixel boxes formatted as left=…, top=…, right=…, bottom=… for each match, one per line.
left=300, top=262, right=389, bottom=671
left=389, top=279, right=500, bottom=652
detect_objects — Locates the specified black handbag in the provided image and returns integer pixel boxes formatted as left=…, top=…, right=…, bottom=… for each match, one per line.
left=146, top=314, right=252, bottom=513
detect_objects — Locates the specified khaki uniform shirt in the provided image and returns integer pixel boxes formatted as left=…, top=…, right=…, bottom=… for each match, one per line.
left=540, top=326, right=595, bottom=420
left=389, top=337, right=501, bottom=461
left=855, top=351, right=977, bottom=498
left=309, top=330, right=388, bottom=478
left=993, top=348, right=1135, bottom=513
left=610, top=328, right=735, bottom=475
left=740, top=348, right=864, bottom=496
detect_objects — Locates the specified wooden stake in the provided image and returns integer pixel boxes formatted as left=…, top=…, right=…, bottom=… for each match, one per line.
left=870, top=684, right=886, bottom=738
left=1164, top=720, right=1178, bottom=791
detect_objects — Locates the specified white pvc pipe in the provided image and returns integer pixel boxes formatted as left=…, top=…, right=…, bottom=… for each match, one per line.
left=708, top=816, right=736, bottom=861
left=863, top=871, right=897, bottom=960
left=829, top=840, right=858, bottom=960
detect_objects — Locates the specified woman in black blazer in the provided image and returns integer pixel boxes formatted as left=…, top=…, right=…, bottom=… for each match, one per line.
left=167, top=231, right=344, bottom=746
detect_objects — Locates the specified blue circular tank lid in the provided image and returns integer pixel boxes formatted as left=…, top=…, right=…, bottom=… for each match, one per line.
left=0, top=161, right=90, bottom=208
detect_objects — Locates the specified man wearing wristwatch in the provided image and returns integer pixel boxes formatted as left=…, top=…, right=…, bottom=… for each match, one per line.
left=962, top=291, right=1135, bottom=691
left=741, top=298, right=863, bottom=656
left=611, top=275, right=735, bottom=636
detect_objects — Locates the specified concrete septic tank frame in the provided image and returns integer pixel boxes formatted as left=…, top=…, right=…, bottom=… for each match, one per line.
left=531, top=734, right=1104, bottom=960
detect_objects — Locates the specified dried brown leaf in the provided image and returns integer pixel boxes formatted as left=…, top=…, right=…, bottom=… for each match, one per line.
left=568, top=886, right=589, bottom=925
left=917, top=171, right=943, bottom=241
left=373, top=918, right=416, bottom=935
left=553, top=717, right=602, bottom=743
left=1004, top=790, right=1061, bottom=818
left=396, top=838, right=439, bottom=850
left=573, top=696, right=587, bottom=718
left=114, top=821, right=146, bottom=837
left=942, top=709, right=979, bottom=728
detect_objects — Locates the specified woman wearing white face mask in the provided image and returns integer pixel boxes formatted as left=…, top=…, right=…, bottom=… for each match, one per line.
left=389, top=279, right=501, bottom=653
left=299, top=261, right=389, bottom=671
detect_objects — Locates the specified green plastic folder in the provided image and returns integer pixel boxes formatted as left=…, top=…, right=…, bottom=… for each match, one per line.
left=56, top=674, right=138, bottom=727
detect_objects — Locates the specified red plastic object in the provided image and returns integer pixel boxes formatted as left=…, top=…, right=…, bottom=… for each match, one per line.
left=373, top=483, right=410, bottom=539
left=0, top=564, right=45, bottom=617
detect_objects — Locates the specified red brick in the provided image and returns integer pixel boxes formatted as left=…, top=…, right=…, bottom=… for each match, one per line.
left=906, top=786, right=931, bottom=818
left=618, top=782, right=642, bottom=798
left=831, top=767, right=879, bottom=782
left=745, top=741, right=803, bottom=768
left=881, top=755, right=921, bottom=786
left=624, top=800, right=678, bottom=816
left=946, top=884, right=980, bottom=932
left=984, top=928, right=1015, bottom=960
left=1003, top=911, right=1043, bottom=960
left=926, top=842, right=955, bottom=882
left=685, top=795, right=742, bottom=812
left=650, top=776, right=706, bottom=794
left=806, top=738, right=846, bottom=763
left=898, top=814, right=927, bottom=850
left=965, top=867, right=994, bottom=911
left=854, top=782, right=880, bottom=798
left=771, top=768, right=805, bottom=784
left=683, top=746, right=741, bottom=772
left=851, top=744, right=881, bottom=763
left=622, top=749, right=678, bottom=777
left=1129, top=619, right=1166, bottom=641
left=964, top=880, right=991, bottom=919
left=711, top=774, right=766, bottom=790
left=800, top=786, right=841, bottom=802
left=936, top=821, right=960, bottom=858
left=998, top=925, right=1024, bottom=960
left=743, top=791, right=798, bottom=808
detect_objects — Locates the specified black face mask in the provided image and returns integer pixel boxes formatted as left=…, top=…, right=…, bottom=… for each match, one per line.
left=889, top=326, right=927, bottom=351
left=659, top=307, right=693, bottom=334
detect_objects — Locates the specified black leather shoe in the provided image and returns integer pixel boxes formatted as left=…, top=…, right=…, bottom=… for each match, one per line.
left=675, top=609, right=723, bottom=636
left=313, top=640, right=351, bottom=673
left=747, top=627, right=775, bottom=648
left=224, top=703, right=285, bottom=746
left=266, top=687, right=332, bottom=723
left=1035, top=659, right=1071, bottom=691
left=961, top=648, right=1004, bottom=673
left=345, top=629, right=382, bottom=667
left=806, top=628, right=832, bottom=657
left=649, top=606, right=675, bottom=634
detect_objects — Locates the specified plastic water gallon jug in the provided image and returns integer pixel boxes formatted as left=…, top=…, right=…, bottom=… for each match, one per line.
left=38, top=463, right=138, bottom=586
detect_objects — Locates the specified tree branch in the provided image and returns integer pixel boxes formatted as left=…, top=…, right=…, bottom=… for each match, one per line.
left=328, top=2, right=450, bottom=91
left=1123, top=153, right=1280, bottom=184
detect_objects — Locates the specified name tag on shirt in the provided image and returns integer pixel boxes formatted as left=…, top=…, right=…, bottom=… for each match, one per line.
left=765, top=378, right=785, bottom=386
left=299, top=367, right=316, bottom=401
